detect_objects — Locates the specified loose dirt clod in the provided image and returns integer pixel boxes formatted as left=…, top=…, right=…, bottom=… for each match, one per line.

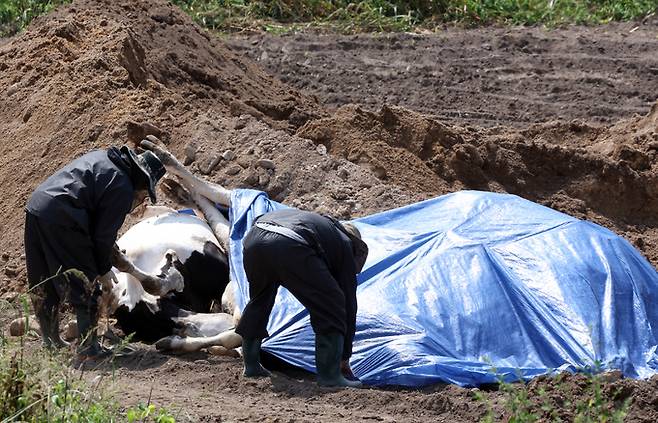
left=9, top=316, right=40, bottom=336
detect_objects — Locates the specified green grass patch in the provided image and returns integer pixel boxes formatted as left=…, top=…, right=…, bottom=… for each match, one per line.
left=1, top=1, right=656, bottom=36
left=171, top=0, right=657, bottom=33
left=442, top=0, right=658, bottom=27
left=0, top=0, right=70, bottom=36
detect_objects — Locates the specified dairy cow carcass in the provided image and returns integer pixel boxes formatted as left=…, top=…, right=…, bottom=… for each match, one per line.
left=108, top=208, right=239, bottom=348
left=101, top=136, right=245, bottom=353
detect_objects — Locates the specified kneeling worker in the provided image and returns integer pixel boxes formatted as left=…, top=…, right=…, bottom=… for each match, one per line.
left=24, top=145, right=165, bottom=358
left=235, top=209, right=369, bottom=387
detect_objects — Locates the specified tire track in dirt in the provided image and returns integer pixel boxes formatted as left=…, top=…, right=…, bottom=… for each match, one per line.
left=226, top=22, right=658, bottom=127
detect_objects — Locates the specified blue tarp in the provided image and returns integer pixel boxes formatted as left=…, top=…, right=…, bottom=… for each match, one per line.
left=228, top=189, right=658, bottom=387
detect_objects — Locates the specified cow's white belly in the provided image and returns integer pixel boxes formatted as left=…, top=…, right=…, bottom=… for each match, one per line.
left=117, top=212, right=220, bottom=273
left=112, top=212, right=220, bottom=312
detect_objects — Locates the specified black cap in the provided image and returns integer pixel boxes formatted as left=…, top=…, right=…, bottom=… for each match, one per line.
left=121, top=146, right=165, bottom=203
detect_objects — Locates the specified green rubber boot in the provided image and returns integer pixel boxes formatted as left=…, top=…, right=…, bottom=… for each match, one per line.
left=74, top=304, right=110, bottom=360
left=241, top=338, right=271, bottom=378
left=315, top=333, right=362, bottom=388
left=32, top=291, right=69, bottom=349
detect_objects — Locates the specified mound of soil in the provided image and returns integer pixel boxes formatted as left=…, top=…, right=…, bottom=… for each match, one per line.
left=0, top=0, right=425, bottom=294
left=298, top=102, right=658, bottom=266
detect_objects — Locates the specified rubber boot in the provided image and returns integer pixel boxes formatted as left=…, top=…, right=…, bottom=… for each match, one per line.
left=315, top=332, right=362, bottom=388
left=241, top=338, right=271, bottom=377
left=31, top=290, right=69, bottom=349
left=74, top=304, right=110, bottom=360
left=46, top=307, right=70, bottom=348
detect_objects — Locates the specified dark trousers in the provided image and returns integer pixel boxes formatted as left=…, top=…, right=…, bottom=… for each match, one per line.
left=24, top=212, right=100, bottom=310
left=235, top=227, right=357, bottom=360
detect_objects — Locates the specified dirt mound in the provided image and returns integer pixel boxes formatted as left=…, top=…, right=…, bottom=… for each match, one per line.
left=297, top=104, right=463, bottom=194
left=297, top=102, right=658, bottom=265
left=0, top=0, right=317, bottom=284
left=0, top=0, right=424, bottom=294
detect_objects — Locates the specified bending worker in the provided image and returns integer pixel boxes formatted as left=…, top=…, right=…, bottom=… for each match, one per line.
left=24, top=145, right=165, bottom=358
left=235, top=208, right=369, bottom=387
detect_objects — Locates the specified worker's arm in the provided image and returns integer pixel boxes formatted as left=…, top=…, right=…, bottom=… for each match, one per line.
left=91, top=181, right=133, bottom=276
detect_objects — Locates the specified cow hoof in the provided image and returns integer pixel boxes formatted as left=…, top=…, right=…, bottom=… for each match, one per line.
left=155, top=335, right=181, bottom=351
left=208, top=345, right=240, bottom=358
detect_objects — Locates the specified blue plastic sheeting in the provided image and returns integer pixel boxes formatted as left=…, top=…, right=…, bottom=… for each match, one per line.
left=228, top=189, right=658, bottom=387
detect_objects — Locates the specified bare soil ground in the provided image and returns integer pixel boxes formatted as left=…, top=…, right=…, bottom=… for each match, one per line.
left=1, top=0, right=657, bottom=421
left=225, top=23, right=658, bottom=128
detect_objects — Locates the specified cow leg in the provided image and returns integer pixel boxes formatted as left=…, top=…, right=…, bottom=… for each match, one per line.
left=172, top=310, right=234, bottom=337
left=140, top=137, right=231, bottom=206
left=155, top=330, right=242, bottom=353
left=111, top=246, right=184, bottom=296
left=192, top=192, right=230, bottom=254
left=140, top=137, right=232, bottom=252
left=221, top=282, right=241, bottom=326
left=157, top=176, right=231, bottom=253
left=208, top=345, right=240, bottom=358
left=155, top=308, right=240, bottom=353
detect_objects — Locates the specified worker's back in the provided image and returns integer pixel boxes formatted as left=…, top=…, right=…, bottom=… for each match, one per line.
left=26, top=148, right=134, bottom=232
left=255, top=208, right=352, bottom=274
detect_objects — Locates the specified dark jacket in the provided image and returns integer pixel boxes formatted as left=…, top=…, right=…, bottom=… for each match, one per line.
left=26, top=147, right=138, bottom=274
left=255, top=209, right=357, bottom=277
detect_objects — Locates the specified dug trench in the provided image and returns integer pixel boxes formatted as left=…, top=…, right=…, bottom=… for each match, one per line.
left=0, top=0, right=657, bottom=421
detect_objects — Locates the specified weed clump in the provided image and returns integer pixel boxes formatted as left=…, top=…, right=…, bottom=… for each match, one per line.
left=0, top=297, right=176, bottom=422
left=474, top=369, right=630, bottom=422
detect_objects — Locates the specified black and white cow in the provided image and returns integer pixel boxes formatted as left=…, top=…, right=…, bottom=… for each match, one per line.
left=100, top=137, right=244, bottom=354
left=108, top=208, right=232, bottom=343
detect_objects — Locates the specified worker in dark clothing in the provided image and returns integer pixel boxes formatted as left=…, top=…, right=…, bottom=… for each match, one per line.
left=24, top=145, right=165, bottom=358
left=235, top=209, right=369, bottom=387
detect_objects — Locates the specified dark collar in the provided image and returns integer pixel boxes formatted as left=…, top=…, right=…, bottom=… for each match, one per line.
left=107, top=146, right=140, bottom=187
